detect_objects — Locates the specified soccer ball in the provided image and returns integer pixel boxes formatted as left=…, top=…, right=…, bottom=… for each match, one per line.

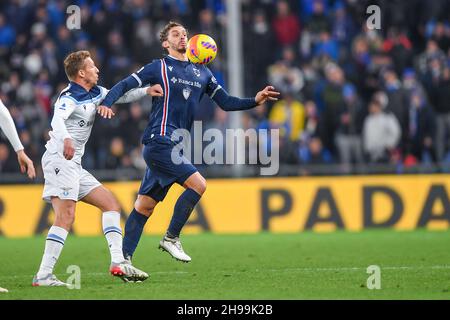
left=186, top=34, right=218, bottom=65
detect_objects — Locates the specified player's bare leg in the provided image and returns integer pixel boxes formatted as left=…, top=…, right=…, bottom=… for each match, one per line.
left=81, top=185, right=149, bottom=282
left=33, top=197, right=75, bottom=287
left=159, top=172, right=206, bottom=262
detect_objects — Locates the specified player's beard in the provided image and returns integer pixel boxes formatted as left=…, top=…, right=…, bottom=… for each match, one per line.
left=169, top=40, right=186, bottom=54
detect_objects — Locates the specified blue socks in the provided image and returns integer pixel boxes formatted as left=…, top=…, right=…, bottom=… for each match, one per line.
left=123, top=189, right=201, bottom=258
left=167, top=188, right=201, bottom=238
left=122, top=208, right=149, bottom=259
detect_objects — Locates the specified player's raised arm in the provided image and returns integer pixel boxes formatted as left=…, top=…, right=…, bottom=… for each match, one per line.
left=0, top=99, right=36, bottom=178
left=100, top=85, right=164, bottom=105
left=98, top=61, right=161, bottom=118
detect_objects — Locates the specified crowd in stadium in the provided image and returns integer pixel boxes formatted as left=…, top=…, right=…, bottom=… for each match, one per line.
left=0, top=0, right=449, bottom=177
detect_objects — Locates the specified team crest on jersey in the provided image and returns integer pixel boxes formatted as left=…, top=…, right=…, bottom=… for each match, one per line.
left=193, top=67, right=201, bottom=77
left=60, top=187, right=72, bottom=197
left=168, top=66, right=173, bottom=72
left=183, top=88, right=191, bottom=100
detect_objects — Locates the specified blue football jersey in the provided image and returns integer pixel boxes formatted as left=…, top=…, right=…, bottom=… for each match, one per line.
left=132, top=55, right=221, bottom=143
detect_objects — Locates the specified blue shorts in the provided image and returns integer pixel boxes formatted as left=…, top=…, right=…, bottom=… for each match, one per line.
left=138, top=135, right=197, bottom=202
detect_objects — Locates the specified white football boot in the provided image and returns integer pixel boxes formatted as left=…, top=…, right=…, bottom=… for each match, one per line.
left=32, top=274, right=68, bottom=287
left=159, top=235, right=191, bottom=263
left=0, top=286, right=8, bottom=293
left=110, top=261, right=149, bottom=283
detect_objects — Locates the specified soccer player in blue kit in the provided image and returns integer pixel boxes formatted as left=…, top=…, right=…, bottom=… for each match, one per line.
left=98, top=22, right=279, bottom=275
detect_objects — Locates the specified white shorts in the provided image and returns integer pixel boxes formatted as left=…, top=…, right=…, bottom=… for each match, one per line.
left=42, top=151, right=101, bottom=203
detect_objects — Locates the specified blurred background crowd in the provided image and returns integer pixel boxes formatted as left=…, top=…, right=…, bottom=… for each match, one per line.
left=0, top=0, right=449, bottom=179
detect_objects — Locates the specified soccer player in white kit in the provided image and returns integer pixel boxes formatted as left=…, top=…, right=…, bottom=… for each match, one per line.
left=0, top=98, right=36, bottom=293
left=32, top=50, right=163, bottom=286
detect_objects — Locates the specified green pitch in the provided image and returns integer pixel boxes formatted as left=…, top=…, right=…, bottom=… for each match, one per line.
left=0, top=230, right=449, bottom=299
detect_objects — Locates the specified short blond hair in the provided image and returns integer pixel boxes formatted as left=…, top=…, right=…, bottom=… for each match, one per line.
left=63, top=50, right=91, bottom=81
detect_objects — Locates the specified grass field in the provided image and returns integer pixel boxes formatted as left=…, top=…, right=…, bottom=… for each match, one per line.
left=0, top=230, right=449, bottom=300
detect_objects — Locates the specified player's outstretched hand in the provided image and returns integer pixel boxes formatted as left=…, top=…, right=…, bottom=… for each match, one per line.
left=63, top=138, right=75, bottom=160
left=97, top=105, right=115, bottom=119
left=16, top=150, right=36, bottom=179
left=147, top=84, right=164, bottom=97
left=255, top=86, right=280, bottom=105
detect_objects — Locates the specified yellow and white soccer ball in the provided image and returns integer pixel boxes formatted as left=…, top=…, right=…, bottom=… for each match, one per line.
left=186, top=34, right=217, bottom=65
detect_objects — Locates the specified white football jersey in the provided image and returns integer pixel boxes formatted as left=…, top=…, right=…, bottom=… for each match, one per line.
left=45, top=82, right=147, bottom=164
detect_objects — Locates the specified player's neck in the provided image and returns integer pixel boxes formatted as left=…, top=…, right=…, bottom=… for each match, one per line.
left=72, top=78, right=94, bottom=92
left=167, top=51, right=188, bottom=62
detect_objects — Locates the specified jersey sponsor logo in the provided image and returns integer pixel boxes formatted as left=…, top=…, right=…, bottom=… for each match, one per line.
left=176, top=78, right=201, bottom=88
left=171, top=77, right=177, bottom=84
left=193, top=67, right=201, bottom=77
left=183, top=88, right=192, bottom=100
left=77, top=120, right=93, bottom=127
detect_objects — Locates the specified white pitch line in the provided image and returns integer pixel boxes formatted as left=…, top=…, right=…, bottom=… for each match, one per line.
left=1, top=265, right=449, bottom=280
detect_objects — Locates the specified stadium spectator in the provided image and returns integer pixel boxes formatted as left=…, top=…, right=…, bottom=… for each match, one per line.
left=272, top=0, right=301, bottom=48
left=269, top=93, right=305, bottom=142
left=299, top=136, right=332, bottom=166
left=382, top=27, right=413, bottom=76
left=0, top=13, right=16, bottom=49
left=425, top=65, right=450, bottom=162
left=335, top=84, right=365, bottom=168
left=267, top=46, right=304, bottom=96
left=362, top=100, right=401, bottom=163
left=244, top=10, right=275, bottom=95
left=382, top=68, right=409, bottom=153
left=404, top=90, right=436, bottom=164
left=316, top=63, right=346, bottom=154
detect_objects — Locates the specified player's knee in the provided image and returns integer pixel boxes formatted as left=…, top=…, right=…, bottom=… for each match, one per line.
left=194, top=177, right=207, bottom=195
left=104, top=197, right=121, bottom=212
left=134, top=198, right=155, bottom=217
left=56, top=206, right=76, bottom=228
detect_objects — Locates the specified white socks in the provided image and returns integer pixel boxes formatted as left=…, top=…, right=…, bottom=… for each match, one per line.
left=102, top=211, right=125, bottom=264
left=36, top=213, right=124, bottom=277
left=37, top=226, right=68, bottom=278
